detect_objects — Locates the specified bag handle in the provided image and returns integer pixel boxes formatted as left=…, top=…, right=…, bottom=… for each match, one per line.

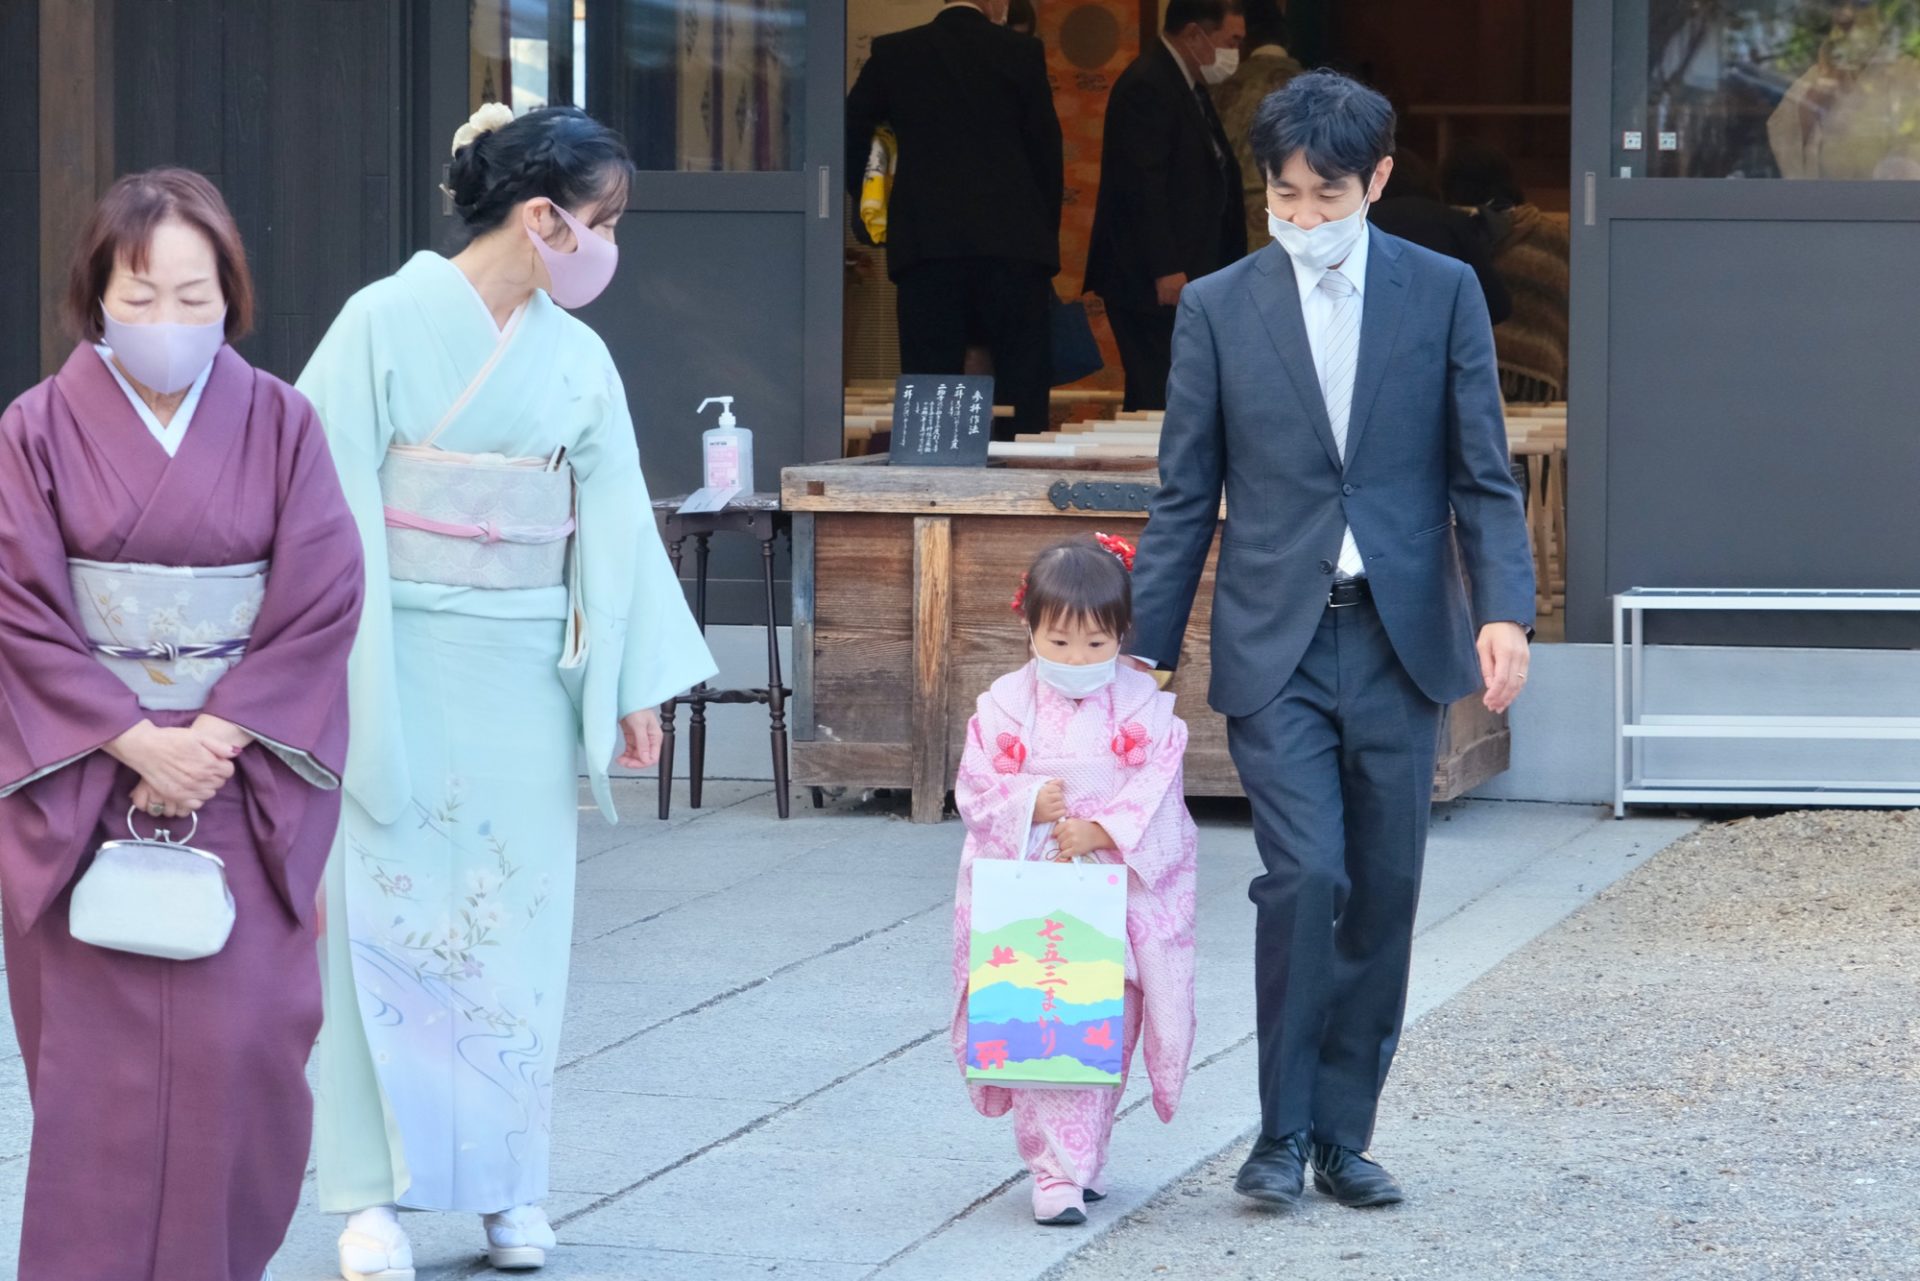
left=123, top=806, right=219, bottom=861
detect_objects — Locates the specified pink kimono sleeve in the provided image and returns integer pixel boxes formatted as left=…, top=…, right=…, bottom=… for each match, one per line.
left=0, top=407, right=145, bottom=795
left=955, top=710, right=1046, bottom=858
left=1084, top=714, right=1191, bottom=895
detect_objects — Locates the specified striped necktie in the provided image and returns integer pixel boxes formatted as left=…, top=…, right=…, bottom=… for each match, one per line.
left=1315, top=267, right=1360, bottom=461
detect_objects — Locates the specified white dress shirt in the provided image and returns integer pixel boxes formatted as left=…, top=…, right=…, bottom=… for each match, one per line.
left=94, top=345, right=212, bottom=458
left=1289, top=227, right=1370, bottom=579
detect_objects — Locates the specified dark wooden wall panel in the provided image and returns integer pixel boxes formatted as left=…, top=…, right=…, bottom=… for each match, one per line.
left=113, top=0, right=406, bottom=382
left=0, top=2, right=40, bottom=402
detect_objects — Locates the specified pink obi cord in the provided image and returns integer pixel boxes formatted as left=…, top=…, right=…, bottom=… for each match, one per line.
left=383, top=507, right=576, bottom=545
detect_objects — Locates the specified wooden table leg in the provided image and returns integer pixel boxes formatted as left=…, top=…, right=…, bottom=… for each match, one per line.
left=690, top=534, right=710, bottom=808
left=762, top=529, right=790, bottom=819
left=910, top=516, right=954, bottom=824
left=658, top=696, right=676, bottom=820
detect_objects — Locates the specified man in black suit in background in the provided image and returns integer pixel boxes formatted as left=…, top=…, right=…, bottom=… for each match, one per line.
left=846, top=0, right=1063, bottom=436
left=1086, top=0, right=1247, bottom=410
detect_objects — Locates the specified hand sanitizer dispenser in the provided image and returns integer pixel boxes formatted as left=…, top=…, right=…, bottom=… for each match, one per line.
left=697, top=396, right=754, bottom=495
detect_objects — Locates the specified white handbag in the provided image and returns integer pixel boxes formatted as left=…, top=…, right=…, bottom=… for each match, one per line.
left=70, top=808, right=236, bottom=961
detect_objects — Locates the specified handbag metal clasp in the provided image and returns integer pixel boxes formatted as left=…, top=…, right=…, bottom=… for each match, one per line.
left=121, top=806, right=224, bottom=867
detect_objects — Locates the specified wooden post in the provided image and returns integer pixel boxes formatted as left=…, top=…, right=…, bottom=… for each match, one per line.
left=910, top=515, right=954, bottom=823
left=39, top=0, right=114, bottom=376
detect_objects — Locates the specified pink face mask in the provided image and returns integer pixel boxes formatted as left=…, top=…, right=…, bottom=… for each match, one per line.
left=526, top=203, right=618, bottom=309
left=101, top=306, right=228, bottom=394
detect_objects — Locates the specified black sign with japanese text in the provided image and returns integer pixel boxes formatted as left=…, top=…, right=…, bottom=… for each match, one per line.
left=887, top=374, right=995, bottom=468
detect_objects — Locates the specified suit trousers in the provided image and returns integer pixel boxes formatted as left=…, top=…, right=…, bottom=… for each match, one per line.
left=1225, top=594, right=1443, bottom=1150
left=1104, top=302, right=1176, bottom=412
left=895, top=257, right=1052, bottom=437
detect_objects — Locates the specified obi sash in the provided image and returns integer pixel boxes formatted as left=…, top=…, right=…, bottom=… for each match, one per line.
left=69, top=558, right=268, bottom=712
left=377, top=300, right=576, bottom=590
left=380, top=446, right=575, bottom=589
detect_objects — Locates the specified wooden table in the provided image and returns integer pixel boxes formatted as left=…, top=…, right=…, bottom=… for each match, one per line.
left=653, top=493, right=793, bottom=819
left=781, top=457, right=1510, bottom=823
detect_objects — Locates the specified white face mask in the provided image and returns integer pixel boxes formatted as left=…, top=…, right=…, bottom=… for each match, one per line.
left=1201, top=45, right=1239, bottom=85
left=1267, top=185, right=1374, bottom=271
left=1033, top=653, right=1118, bottom=700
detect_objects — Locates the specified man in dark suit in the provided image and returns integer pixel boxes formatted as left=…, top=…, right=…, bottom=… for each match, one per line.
left=1126, top=72, right=1535, bottom=1209
left=846, top=0, right=1063, bottom=436
left=1086, top=0, right=1248, bottom=410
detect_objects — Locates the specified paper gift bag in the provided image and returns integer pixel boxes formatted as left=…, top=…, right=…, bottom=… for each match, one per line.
left=966, top=859, right=1127, bottom=1088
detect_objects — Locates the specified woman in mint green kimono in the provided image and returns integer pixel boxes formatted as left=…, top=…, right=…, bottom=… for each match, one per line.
left=298, top=104, right=715, bottom=1279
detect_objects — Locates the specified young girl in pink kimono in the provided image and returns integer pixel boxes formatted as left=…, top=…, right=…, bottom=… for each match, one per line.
left=950, top=534, right=1199, bottom=1226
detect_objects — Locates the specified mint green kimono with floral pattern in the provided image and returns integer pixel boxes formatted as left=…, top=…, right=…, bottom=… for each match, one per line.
left=298, top=252, right=715, bottom=1213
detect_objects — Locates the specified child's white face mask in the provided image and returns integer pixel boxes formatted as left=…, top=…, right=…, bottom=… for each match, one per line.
left=1034, top=653, right=1118, bottom=699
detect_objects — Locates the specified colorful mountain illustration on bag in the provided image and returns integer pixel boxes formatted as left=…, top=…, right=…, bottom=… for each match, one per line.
left=966, top=862, right=1128, bottom=1089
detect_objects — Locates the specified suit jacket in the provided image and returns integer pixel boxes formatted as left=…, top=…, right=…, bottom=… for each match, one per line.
left=1085, top=40, right=1246, bottom=310
left=1128, top=230, right=1536, bottom=714
left=844, top=6, right=1063, bottom=280
left=1368, top=195, right=1513, bottom=325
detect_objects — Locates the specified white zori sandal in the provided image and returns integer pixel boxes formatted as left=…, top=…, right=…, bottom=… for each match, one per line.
left=338, top=1204, right=415, bottom=1281
left=484, top=1204, right=558, bottom=1270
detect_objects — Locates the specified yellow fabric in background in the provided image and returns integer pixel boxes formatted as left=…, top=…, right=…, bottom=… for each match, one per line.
left=860, top=126, right=897, bottom=246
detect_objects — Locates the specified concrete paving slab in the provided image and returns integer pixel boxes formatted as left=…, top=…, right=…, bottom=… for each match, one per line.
left=559, top=1146, right=1012, bottom=1266
left=547, top=1088, right=773, bottom=1195
left=563, top=913, right=951, bottom=1104
left=567, top=868, right=949, bottom=988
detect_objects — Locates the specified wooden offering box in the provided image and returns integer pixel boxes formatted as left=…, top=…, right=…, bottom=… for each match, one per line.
left=781, top=457, right=1510, bottom=822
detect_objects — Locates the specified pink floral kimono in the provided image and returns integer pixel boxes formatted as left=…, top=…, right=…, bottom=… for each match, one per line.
left=950, top=662, right=1198, bottom=1207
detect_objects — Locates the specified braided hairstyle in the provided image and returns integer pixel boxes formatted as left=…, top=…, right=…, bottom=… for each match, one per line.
left=446, top=106, right=634, bottom=246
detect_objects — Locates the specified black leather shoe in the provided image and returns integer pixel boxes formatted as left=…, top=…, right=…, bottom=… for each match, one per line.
left=1310, top=1142, right=1405, bottom=1207
left=1233, top=1130, right=1309, bottom=1206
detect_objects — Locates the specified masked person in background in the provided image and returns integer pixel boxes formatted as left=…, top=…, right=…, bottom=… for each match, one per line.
left=0, top=168, right=363, bottom=1280
left=1210, top=0, right=1306, bottom=258
left=844, top=0, right=1063, bottom=437
left=299, top=105, right=714, bottom=1279
left=1087, top=0, right=1248, bottom=410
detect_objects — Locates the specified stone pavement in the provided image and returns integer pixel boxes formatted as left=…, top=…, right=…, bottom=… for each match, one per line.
left=0, top=784, right=1694, bottom=1279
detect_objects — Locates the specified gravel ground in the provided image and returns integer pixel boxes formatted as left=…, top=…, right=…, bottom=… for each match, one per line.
left=1051, top=809, right=1920, bottom=1281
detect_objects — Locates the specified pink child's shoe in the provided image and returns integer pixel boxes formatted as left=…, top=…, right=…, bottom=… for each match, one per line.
left=1032, top=1177, right=1088, bottom=1226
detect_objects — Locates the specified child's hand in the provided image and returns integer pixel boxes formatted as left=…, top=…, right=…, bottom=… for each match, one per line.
left=1033, top=778, right=1068, bottom=824
left=1052, top=818, right=1114, bottom=861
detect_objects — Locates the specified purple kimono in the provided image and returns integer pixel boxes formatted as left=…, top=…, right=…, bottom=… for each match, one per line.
left=0, top=345, right=363, bottom=1279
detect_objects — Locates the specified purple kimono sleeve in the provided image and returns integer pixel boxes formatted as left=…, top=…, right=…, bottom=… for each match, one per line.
left=198, top=397, right=363, bottom=786
left=0, top=405, right=145, bottom=796
left=198, top=393, right=363, bottom=925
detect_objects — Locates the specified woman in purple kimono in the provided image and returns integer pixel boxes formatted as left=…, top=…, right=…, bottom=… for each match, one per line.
left=0, top=169, right=364, bottom=1279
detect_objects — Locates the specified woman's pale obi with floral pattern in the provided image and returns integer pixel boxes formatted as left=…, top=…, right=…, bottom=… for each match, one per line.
left=68, top=558, right=267, bottom=712
left=379, top=445, right=574, bottom=590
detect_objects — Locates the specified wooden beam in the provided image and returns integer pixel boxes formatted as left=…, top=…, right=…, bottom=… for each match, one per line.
left=39, top=0, right=113, bottom=376
left=790, top=741, right=914, bottom=789
left=910, top=515, right=954, bottom=823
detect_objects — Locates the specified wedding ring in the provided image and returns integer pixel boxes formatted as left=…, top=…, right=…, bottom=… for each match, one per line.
left=149, top=802, right=166, bottom=817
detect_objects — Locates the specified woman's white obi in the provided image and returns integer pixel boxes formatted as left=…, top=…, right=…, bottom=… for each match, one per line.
left=378, top=446, right=575, bottom=590
left=69, top=558, right=268, bottom=712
